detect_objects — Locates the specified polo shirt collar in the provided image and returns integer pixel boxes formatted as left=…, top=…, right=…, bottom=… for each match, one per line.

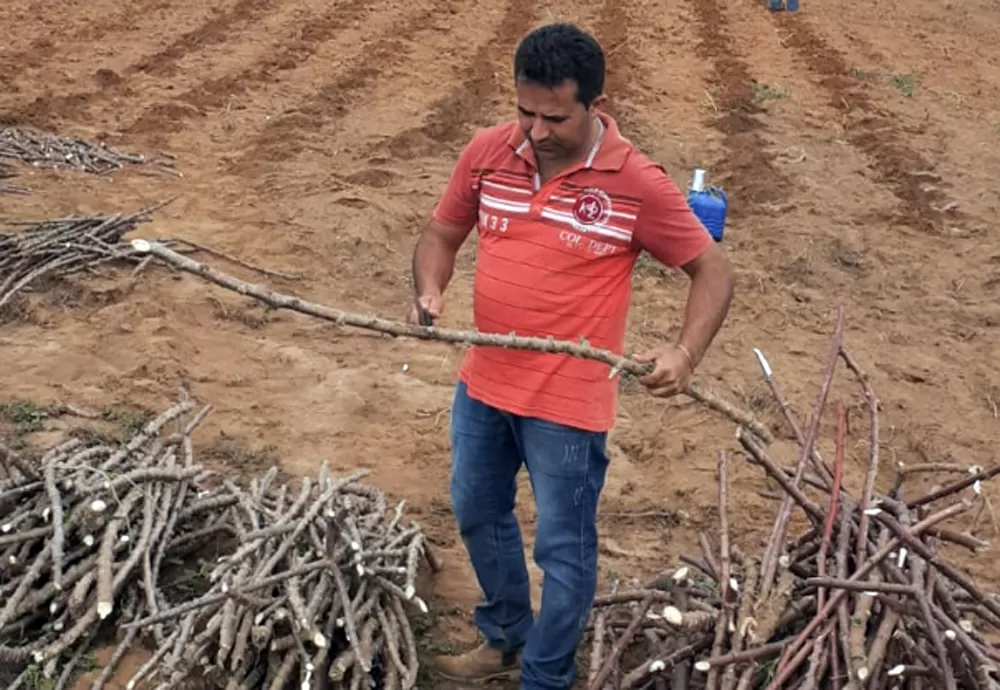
left=507, top=110, right=630, bottom=173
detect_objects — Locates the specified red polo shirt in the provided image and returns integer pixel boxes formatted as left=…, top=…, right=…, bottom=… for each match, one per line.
left=433, top=112, right=713, bottom=432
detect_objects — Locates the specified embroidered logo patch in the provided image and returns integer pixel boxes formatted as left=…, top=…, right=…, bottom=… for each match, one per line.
left=572, top=187, right=612, bottom=226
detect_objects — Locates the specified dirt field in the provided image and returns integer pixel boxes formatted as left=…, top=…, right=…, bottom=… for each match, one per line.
left=2, top=0, right=999, bottom=686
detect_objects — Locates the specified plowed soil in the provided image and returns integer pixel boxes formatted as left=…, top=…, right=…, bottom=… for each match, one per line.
left=2, top=0, right=999, bottom=686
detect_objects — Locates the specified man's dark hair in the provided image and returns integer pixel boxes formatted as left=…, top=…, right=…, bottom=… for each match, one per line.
left=513, top=23, right=605, bottom=107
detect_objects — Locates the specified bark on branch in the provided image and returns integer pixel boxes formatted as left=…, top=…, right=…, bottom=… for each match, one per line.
left=130, top=239, right=771, bottom=441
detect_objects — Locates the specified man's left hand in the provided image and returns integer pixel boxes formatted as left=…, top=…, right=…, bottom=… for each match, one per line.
left=632, top=345, right=695, bottom=398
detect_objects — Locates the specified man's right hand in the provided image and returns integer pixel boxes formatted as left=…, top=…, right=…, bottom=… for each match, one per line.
left=407, top=293, right=444, bottom=326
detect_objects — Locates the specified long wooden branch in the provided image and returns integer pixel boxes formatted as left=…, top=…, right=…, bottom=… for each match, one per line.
left=130, top=239, right=771, bottom=441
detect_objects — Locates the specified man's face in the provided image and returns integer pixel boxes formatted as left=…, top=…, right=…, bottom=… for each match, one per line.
left=515, top=78, right=602, bottom=163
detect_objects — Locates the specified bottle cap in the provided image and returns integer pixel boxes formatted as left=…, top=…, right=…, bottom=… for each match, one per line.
left=691, top=168, right=706, bottom=192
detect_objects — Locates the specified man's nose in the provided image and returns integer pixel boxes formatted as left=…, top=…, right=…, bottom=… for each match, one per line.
left=531, top=119, right=549, bottom=141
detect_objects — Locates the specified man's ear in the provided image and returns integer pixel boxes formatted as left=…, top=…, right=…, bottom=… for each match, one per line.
left=590, top=93, right=609, bottom=111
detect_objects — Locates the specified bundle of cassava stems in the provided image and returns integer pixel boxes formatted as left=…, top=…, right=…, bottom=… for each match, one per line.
left=586, top=309, right=1000, bottom=690
left=0, top=394, right=439, bottom=690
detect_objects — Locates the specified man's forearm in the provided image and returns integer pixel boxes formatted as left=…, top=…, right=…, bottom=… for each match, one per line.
left=677, top=267, right=734, bottom=367
left=412, top=230, right=459, bottom=297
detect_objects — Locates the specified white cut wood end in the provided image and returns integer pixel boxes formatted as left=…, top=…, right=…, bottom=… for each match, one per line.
left=663, top=606, right=683, bottom=625
left=97, top=601, right=113, bottom=619
left=752, top=348, right=773, bottom=377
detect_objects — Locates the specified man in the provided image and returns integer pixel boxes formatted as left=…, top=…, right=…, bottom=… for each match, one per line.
left=407, top=22, right=734, bottom=690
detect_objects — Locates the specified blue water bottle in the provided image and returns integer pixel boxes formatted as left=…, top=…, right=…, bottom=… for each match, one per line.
left=687, top=168, right=728, bottom=242
left=786, top=0, right=798, bottom=10
left=767, top=0, right=784, bottom=10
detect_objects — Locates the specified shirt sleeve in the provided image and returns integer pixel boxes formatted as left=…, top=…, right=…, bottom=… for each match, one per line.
left=432, top=133, right=485, bottom=229
left=632, top=163, right=715, bottom=268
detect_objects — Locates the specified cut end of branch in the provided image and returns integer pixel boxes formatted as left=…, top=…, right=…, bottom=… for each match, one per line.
left=663, top=606, right=683, bottom=625
left=752, top=347, right=773, bottom=378
left=97, top=600, right=114, bottom=619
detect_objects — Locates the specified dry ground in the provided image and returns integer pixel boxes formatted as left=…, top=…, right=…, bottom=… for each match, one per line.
left=1, top=0, right=999, bottom=686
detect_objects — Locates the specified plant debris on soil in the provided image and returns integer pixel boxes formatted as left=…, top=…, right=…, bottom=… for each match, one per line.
left=0, top=205, right=170, bottom=313
left=0, top=160, right=30, bottom=195
left=585, top=308, right=1000, bottom=690
left=0, top=127, right=180, bottom=178
left=0, top=393, right=440, bottom=690
left=1, top=161, right=23, bottom=193
left=0, top=203, right=309, bottom=320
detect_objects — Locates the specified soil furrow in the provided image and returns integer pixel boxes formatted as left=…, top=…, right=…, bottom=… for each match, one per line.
left=376, top=0, right=537, bottom=161
left=0, top=0, right=165, bottom=71
left=131, top=0, right=279, bottom=78
left=771, top=14, right=959, bottom=234
left=232, top=0, right=471, bottom=174
left=2, top=0, right=281, bottom=129
left=686, top=0, right=790, bottom=218
left=592, top=0, right=654, bottom=152
left=126, top=0, right=376, bottom=136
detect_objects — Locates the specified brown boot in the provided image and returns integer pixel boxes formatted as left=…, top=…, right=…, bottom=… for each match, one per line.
left=433, top=642, right=521, bottom=682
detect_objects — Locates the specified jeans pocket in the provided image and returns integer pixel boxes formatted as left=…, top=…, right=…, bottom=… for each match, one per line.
left=521, top=418, right=607, bottom=480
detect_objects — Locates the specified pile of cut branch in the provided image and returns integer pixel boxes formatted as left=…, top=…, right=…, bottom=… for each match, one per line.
left=0, top=206, right=167, bottom=311
left=0, top=394, right=438, bottom=689
left=0, top=127, right=179, bottom=177
left=1, top=161, right=30, bottom=195
left=586, top=308, right=1000, bottom=690
left=1, top=204, right=302, bottom=317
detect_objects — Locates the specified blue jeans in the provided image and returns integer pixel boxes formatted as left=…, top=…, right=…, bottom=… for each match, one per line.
left=449, top=381, right=610, bottom=690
